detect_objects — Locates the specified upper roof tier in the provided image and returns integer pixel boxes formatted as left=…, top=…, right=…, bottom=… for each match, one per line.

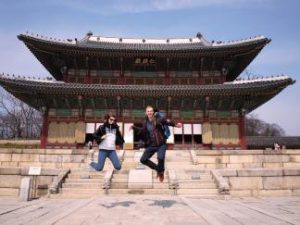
left=19, top=31, right=269, bottom=50
left=18, top=32, right=271, bottom=81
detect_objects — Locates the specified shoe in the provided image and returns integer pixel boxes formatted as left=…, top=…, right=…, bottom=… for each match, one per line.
left=157, top=172, right=164, bottom=182
left=85, top=163, right=94, bottom=172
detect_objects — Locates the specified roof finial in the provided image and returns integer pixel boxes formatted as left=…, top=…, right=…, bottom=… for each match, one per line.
left=196, top=32, right=203, bottom=39
left=86, top=31, right=93, bottom=37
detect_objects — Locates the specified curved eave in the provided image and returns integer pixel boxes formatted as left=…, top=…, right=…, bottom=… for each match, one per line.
left=18, top=34, right=270, bottom=81
left=18, top=34, right=270, bottom=54
left=0, top=75, right=294, bottom=113
left=0, top=75, right=293, bottom=98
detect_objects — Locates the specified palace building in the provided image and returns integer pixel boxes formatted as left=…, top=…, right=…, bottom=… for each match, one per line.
left=0, top=32, right=294, bottom=149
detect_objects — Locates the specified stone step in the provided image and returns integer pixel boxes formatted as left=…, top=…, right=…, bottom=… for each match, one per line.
left=61, top=188, right=173, bottom=195
left=176, top=188, right=219, bottom=195
left=166, top=157, right=192, bottom=160
left=67, top=174, right=104, bottom=179
left=178, top=183, right=217, bottom=189
left=166, top=165, right=203, bottom=170
left=110, top=183, right=128, bottom=189
left=110, top=182, right=170, bottom=189
left=49, top=193, right=105, bottom=199
left=153, top=183, right=169, bottom=189
left=165, top=162, right=193, bottom=165
left=61, top=188, right=105, bottom=196
left=112, top=174, right=128, bottom=179
left=120, top=161, right=138, bottom=165
left=108, top=189, right=173, bottom=195
left=65, top=179, right=102, bottom=183
left=70, top=170, right=106, bottom=175
left=55, top=188, right=219, bottom=199
left=177, top=179, right=215, bottom=184
left=111, top=179, right=128, bottom=183
left=63, top=183, right=103, bottom=189
left=176, top=174, right=213, bottom=180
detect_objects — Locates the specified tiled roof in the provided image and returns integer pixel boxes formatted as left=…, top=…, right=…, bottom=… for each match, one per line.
left=0, top=73, right=294, bottom=98
left=247, top=136, right=300, bottom=149
left=18, top=32, right=270, bottom=51
left=0, top=74, right=294, bottom=113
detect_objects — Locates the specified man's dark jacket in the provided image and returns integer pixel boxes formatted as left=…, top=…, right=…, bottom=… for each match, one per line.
left=133, top=116, right=175, bottom=147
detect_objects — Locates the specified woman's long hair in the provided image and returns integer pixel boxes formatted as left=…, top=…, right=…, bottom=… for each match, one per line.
left=104, top=113, right=117, bottom=124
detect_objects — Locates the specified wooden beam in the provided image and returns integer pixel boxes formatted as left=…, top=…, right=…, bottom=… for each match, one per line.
left=230, top=100, right=235, bottom=110
left=91, top=98, right=95, bottom=109
left=73, top=57, right=78, bottom=69
left=52, top=98, right=57, bottom=108
left=217, top=98, right=223, bottom=110
left=96, top=57, right=100, bottom=70
left=65, top=98, right=70, bottom=108
left=193, top=99, right=197, bottom=109
left=85, top=56, right=89, bottom=70
left=200, top=57, right=204, bottom=76
left=120, top=57, right=123, bottom=77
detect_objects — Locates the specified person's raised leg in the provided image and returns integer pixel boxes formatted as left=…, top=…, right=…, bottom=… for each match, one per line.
left=90, top=149, right=107, bottom=171
left=140, top=146, right=158, bottom=170
left=156, top=144, right=167, bottom=182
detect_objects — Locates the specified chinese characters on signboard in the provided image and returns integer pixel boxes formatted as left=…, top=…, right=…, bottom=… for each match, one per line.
left=134, top=58, right=156, bottom=64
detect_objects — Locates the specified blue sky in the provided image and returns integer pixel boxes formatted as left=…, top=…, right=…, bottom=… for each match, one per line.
left=0, top=0, right=299, bottom=135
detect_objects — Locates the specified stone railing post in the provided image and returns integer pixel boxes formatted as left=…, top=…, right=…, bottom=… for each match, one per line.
left=168, top=170, right=179, bottom=195
left=211, top=169, right=230, bottom=194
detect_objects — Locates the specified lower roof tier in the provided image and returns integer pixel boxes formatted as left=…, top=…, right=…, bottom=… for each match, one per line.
left=0, top=74, right=294, bottom=113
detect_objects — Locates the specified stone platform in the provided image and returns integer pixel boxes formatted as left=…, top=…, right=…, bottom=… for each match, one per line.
left=0, top=148, right=300, bottom=198
left=0, top=196, right=299, bottom=225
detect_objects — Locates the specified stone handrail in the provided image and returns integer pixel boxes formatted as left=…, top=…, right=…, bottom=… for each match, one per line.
left=168, top=170, right=179, bottom=190
left=211, top=169, right=230, bottom=194
left=48, top=169, right=70, bottom=194
left=189, top=149, right=199, bottom=165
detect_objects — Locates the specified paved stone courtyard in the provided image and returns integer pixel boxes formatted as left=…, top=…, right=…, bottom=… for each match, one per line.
left=0, top=196, right=299, bottom=225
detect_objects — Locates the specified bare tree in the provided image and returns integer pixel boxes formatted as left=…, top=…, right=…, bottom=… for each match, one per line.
left=245, top=114, right=285, bottom=136
left=238, top=68, right=257, bottom=80
left=0, top=90, right=42, bottom=139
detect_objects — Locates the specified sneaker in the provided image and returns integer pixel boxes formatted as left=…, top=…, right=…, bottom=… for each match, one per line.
left=86, top=162, right=94, bottom=170
left=157, top=172, right=164, bottom=182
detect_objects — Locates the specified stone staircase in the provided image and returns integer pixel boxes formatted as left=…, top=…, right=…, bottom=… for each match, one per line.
left=54, top=150, right=220, bottom=198
left=165, top=150, right=219, bottom=196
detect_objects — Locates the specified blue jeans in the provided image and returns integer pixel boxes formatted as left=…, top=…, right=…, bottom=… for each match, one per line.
left=90, top=149, right=121, bottom=171
left=140, top=144, right=167, bottom=173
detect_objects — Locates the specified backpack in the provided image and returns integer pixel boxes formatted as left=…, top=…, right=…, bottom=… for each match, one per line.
left=155, top=111, right=171, bottom=140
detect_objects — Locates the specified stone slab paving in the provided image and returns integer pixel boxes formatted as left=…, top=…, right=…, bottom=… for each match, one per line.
left=0, top=196, right=299, bottom=225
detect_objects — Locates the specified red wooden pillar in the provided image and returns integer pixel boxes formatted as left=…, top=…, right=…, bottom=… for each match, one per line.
left=165, top=57, right=170, bottom=85
left=40, top=109, right=49, bottom=149
left=63, top=67, right=68, bottom=82
left=239, top=115, right=246, bottom=149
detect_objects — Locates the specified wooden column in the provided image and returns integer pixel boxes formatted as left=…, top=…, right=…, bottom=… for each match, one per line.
left=85, top=56, right=90, bottom=83
left=165, top=57, right=170, bottom=85
left=40, top=108, right=48, bottom=149
left=63, top=67, right=68, bottom=82
left=117, top=96, right=121, bottom=117
left=239, top=115, right=246, bottom=149
left=120, top=57, right=124, bottom=84
left=78, top=95, right=84, bottom=121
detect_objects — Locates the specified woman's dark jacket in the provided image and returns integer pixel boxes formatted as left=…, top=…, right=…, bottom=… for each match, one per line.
left=93, top=123, right=124, bottom=146
left=133, top=116, right=175, bottom=147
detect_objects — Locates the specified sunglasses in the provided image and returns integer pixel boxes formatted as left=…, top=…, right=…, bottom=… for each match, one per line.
left=109, top=118, right=115, bottom=122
